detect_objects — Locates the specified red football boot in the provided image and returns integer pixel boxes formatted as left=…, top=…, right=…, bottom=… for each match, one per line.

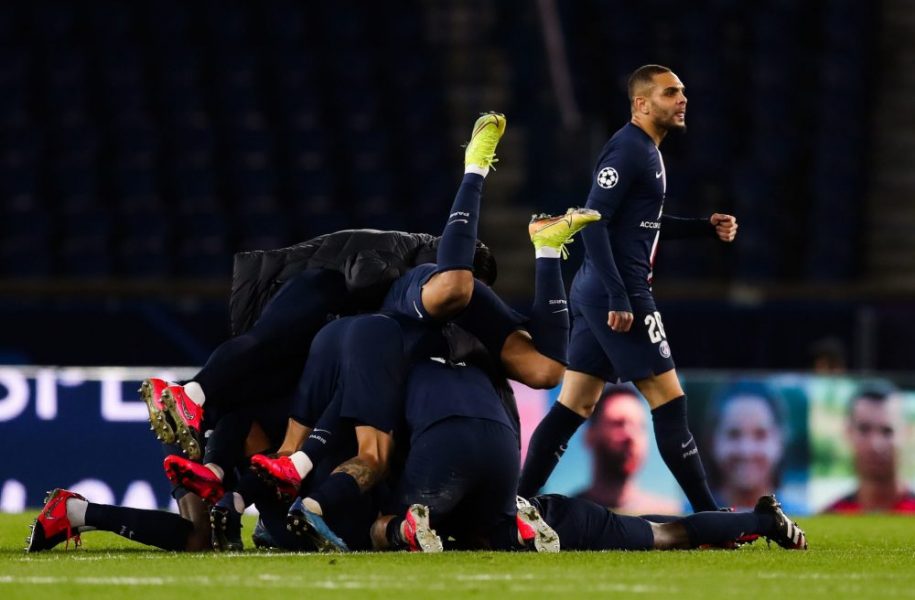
left=163, top=455, right=225, bottom=504
left=26, top=488, right=86, bottom=552
left=161, top=385, right=204, bottom=460
left=139, top=378, right=176, bottom=444
left=249, top=454, right=301, bottom=502
left=402, top=504, right=442, bottom=553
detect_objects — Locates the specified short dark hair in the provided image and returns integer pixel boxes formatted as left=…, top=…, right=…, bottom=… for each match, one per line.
left=417, top=237, right=497, bottom=286
left=472, top=241, right=498, bottom=286
left=627, top=64, right=672, bottom=102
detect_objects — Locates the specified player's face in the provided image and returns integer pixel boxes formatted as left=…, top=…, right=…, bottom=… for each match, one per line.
left=588, top=394, right=647, bottom=476
left=647, top=72, right=687, bottom=132
left=712, top=395, right=783, bottom=493
left=848, top=398, right=902, bottom=481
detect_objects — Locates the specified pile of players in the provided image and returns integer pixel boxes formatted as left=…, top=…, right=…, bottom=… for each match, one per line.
left=27, top=66, right=809, bottom=556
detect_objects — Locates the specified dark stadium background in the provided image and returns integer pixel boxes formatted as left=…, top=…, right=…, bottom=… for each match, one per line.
left=0, top=0, right=909, bottom=373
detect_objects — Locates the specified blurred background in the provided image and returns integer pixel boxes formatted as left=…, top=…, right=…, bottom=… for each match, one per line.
left=1, top=0, right=914, bottom=513
left=1, top=0, right=910, bottom=370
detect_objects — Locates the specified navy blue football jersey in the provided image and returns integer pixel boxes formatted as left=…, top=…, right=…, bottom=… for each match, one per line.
left=572, top=122, right=667, bottom=313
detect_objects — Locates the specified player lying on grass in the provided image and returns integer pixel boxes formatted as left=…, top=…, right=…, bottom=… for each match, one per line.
left=525, top=493, right=806, bottom=551
left=26, top=482, right=804, bottom=553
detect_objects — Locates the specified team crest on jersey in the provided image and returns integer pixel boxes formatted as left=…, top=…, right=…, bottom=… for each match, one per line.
left=659, top=341, right=671, bottom=358
left=597, top=167, right=619, bottom=189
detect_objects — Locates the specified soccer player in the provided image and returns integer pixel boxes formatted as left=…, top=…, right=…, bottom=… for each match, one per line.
left=139, top=227, right=496, bottom=460
left=529, top=493, right=807, bottom=551
left=249, top=113, right=599, bottom=549
left=520, top=64, right=738, bottom=512
left=370, top=353, right=560, bottom=553
left=823, top=389, right=915, bottom=513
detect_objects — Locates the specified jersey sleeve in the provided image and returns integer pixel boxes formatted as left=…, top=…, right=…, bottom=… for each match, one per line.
left=660, top=214, right=715, bottom=240
left=582, top=143, right=638, bottom=312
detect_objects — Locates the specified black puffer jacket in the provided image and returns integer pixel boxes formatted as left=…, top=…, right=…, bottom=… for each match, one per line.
left=229, top=229, right=438, bottom=335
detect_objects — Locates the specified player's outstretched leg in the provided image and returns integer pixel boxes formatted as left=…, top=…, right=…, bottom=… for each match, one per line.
left=417, top=112, right=506, bottom=320
left=27, top=488, right=197, bottom=552
left=527, top=207, right=601, bottom=364
left=516, top=496, right=560, bottom=553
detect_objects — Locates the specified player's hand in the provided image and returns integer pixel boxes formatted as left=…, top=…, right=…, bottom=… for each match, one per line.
left=607, top=311, right=633, bottom=332
left=710, top=213, right=738, bottom=242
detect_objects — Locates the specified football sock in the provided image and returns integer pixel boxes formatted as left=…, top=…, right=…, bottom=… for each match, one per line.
left=678, top=511, right=775, bottom=548
left=651, top=396, right=718, bottom=512
left=300, top=397, right=342, bottom=463
left=183, top=381, right=205, bottom=406
left=518, top=402, right=586, bottom=498
left=84, top=503, right=193, bottom=551
left=386, top=517, right=406, bottom=548
left=436, top=173, right=483, bottom=272
left=308, top=472, right=361, bottom=523
left=65, top=497, right=88, bottom=528
left=289, top=451, right=314, bottom=480
left=205, top=464, right=224, bottom=481
left=526, top=256, right=569, bottom=364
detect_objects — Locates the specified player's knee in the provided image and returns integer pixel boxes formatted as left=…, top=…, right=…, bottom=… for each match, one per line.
left=523, top=362, right=565, bottom=390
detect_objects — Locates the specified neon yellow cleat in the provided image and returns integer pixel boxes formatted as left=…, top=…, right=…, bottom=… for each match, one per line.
left=529, top=207, right=601, bottom=259
left=464, top=112, right=507, bottom=170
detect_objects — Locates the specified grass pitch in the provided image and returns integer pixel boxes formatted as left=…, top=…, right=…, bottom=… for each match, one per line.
left=2, top=513, right=914, bottom=599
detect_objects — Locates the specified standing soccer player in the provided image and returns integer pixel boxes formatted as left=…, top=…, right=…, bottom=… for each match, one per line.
left=519, top=64, right=738, bottom=512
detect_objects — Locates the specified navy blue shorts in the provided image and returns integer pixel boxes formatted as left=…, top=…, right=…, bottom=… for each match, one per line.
left=530, top=494, right=654, bottom=551
left=390, top=417, right=520, bottom=549
left=567, top=301, right=675, bottom=383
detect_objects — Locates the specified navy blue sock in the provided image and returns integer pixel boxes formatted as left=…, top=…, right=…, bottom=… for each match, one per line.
left=651, top=396, right=718, bottom=512
left=236, top=470, right=274, bottom=508
left=436, top=173, right=483, bottom=272
left=386, top=516, right=407, bottom=548
left=518, top=402, right=585, bottom=498
left=301, top=396, right=342, bottom=463
left=309, top=472, right=362, bottom=523
left=677, top=511, right=774, bottom=547
left=526, top=257, right=569, bottom=364
left=84, top=504, right=193, bottom=551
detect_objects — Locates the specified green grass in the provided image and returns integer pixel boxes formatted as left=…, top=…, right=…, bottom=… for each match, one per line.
left=2, top=513, right=914, bottom=599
